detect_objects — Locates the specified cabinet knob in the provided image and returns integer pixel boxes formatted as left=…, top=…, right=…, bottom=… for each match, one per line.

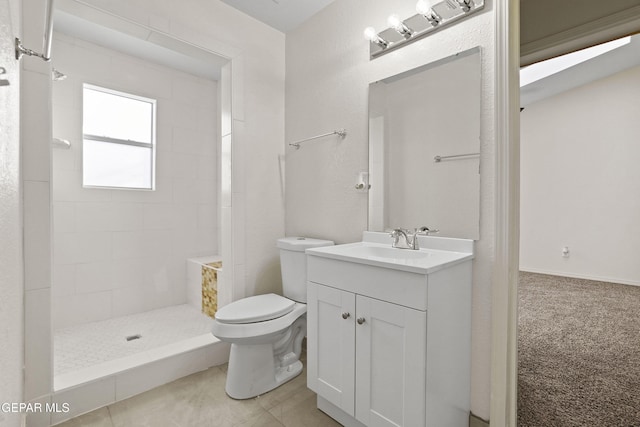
left=342, top=312, right=350, bottom=319
left=357, top=317, right=366, bottom=325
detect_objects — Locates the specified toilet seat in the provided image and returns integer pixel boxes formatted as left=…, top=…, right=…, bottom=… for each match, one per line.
left=215, top=294, right=295, bottom=324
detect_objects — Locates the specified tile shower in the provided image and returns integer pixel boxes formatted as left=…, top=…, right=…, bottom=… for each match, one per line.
left=49, top=31, right=226, bottom=421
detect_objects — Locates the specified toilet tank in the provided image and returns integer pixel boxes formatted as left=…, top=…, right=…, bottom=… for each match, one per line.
left=277, top=237, right=334, bottom=303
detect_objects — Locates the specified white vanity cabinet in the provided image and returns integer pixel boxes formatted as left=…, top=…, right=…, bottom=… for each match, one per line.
left=306, top=233, right=473, bottom=427
left=308, top=283, right=426, bottom=427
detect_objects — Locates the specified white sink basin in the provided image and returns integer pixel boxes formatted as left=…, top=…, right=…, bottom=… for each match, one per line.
left=338, top=244, right=432, bottom=260
left=306, top=234, right=473, bottom=275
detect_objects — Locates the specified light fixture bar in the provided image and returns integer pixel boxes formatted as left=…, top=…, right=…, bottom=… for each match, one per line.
left=366, top=0, right=484, bottom=60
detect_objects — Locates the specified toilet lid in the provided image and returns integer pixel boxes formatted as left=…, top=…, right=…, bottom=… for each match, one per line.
left=215, top=294, right=295, bottom=324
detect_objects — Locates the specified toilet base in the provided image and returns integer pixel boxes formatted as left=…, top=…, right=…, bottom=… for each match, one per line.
left=225, top=343, right=303, bottom=399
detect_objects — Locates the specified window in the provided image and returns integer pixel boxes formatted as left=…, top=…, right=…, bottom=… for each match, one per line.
left=82, top=84, right=156, bottom=190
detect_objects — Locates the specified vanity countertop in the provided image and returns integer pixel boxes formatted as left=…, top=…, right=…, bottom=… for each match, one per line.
left=306, top=231, right=473, bottom=275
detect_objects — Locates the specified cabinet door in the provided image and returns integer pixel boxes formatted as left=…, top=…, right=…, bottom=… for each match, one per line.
left=355, top=295, right=427, bottom=427
left=307, top=282, right=356, bottom=416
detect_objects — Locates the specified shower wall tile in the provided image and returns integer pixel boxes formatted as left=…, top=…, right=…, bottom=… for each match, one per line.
left=51, top=104, right=81, bottom=156
left=220, top=62, right=232, bottom=138
left=76, top=262, right=113, bottom=294
left=197, top=155, right=217, bottom=182
left=54, top=231, right=112, bottom=265
left=53, top=264, right=76, bottom=297
left=21, top=70, right=51, bottom=183
left=170, top=101, right=199, bottom=130
left=198, top=106, right=218, bottom=141
left=197, top=228, right=217, bottom=256
left=197, top=205, right=217, bottom=230
left=111, top=231, right=147, bottom=260
left=173, top=178, right=200, bottom=204
left=143, top=203, right=174, bottom=230
left=232, top=193, right=246, bottom=266
left=231, top=55, right=245, bottom=122
left=172, top=126, right=208, bottom=155
left=53, top=292, right=113, bottom=330
left=24, top=181, right=51, bottom=291
left=172, top=73, right=211, bottom=108
left=109, top=176, right=173, bottom=204
left=172, top=204, right=199, bottom=230
left=52, top=168, right=112, bottom=203
left=111, top=285, right=154, bottom=318
left=231, top=120, right=246, bottom=195
left=198, top=176, right=216, bottom=205
left=51, top=76, right=81, bottom=110
left=51, top=139, right=80, bottom=172
left=154, top=149, right=174, bottom=178
left=75, top=202, right=144, bottom=232
left=24, top=288, right=52, bottom=401
left=51, top=34, right=219, bottom=329
left=111, top=259, right=145, bottom=289
left=171, top=153, right=199, bottom=179
left=53, top=202, right=76, bottom=233
left=220, top=134, right=232, bottom=208
left=76, top=202, right=116, bottom=231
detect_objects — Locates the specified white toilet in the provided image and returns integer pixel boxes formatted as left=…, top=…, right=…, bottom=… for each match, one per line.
left=212, top=237, right=333, bottom=399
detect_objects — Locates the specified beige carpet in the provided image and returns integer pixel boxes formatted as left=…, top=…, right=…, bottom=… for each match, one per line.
left=518, top=272, right=640, bottom=426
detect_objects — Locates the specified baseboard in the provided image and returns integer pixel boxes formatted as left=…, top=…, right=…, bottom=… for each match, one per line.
left=469, top=412, right=489, bottom=427
left=519, top=268, right=640, bottom=287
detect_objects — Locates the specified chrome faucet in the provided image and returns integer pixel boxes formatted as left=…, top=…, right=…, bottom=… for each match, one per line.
left=390, top=226, right=439, bottom=250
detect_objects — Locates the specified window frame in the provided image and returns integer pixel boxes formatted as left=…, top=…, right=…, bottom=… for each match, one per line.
left=82, top=83, right=157, bottom=191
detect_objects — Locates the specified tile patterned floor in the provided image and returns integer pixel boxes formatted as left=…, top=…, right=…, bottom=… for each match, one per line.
left=57, top=361, right=341, bottom=427
left=55, top=305, right=214, bottom=376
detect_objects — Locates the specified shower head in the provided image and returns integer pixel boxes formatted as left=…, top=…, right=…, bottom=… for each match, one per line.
left=52, top=68, right=67, bottom=81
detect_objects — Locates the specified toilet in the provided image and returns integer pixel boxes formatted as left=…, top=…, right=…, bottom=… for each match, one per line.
left=212, top=237, right=334, bottom=399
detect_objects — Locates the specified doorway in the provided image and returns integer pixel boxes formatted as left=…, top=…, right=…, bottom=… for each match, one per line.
left=517, top=33, right=640, bottom=425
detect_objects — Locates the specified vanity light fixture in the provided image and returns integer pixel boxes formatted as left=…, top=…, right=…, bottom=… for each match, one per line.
left=456, top=0, right=473, bottom=12
left=363, top=27, right=389, bottom=49
left=416, top=0, right=441, bottom=26
left=364, top=0, right=484, bottom=59
left=387, top=14, right=413, bottom=39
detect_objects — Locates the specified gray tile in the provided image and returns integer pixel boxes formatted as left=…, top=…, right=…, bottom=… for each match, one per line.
left=55, top=407, right=114, bottom=427
left=268, top=388, right=340, bottom=427
left=109, top=366, right=264, bottom=427
left=232, top=410, right=283, bottom=427
left=61, top=362, right=336, bottom=427
left=255, top=368, right=307, bottom=411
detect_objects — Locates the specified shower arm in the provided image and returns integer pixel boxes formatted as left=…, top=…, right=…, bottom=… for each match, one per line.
left=15, top=0, right=55, bottom=62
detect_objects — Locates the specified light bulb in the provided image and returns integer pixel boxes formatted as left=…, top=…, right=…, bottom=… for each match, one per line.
left=416, top=0, right=432, bottom=15
left=387, top=14, right=403, bottom=31
left=363, top=26, right=378, bottom=42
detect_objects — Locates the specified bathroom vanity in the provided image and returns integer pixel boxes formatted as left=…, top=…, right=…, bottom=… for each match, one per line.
left=306, top=231, right=473, bottom=427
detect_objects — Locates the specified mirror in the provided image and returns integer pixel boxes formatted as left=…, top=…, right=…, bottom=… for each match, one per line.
left=368, top=47, right=481, bottom=240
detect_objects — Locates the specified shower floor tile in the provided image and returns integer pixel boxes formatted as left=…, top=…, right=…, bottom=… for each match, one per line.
left=54, top=305, right=214, bottom=378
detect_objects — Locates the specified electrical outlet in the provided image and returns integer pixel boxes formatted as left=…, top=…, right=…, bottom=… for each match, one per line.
left=562, top=246, right=570, bottom=258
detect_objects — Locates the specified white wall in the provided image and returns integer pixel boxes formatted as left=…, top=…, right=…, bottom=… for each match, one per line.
left=520, top=65, right=640, bottom=286
left=51, top=33, right=219, bottom=329
left=0, top=0, right=24, bottom=425
left=285, top=0, right=495, bottom=420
